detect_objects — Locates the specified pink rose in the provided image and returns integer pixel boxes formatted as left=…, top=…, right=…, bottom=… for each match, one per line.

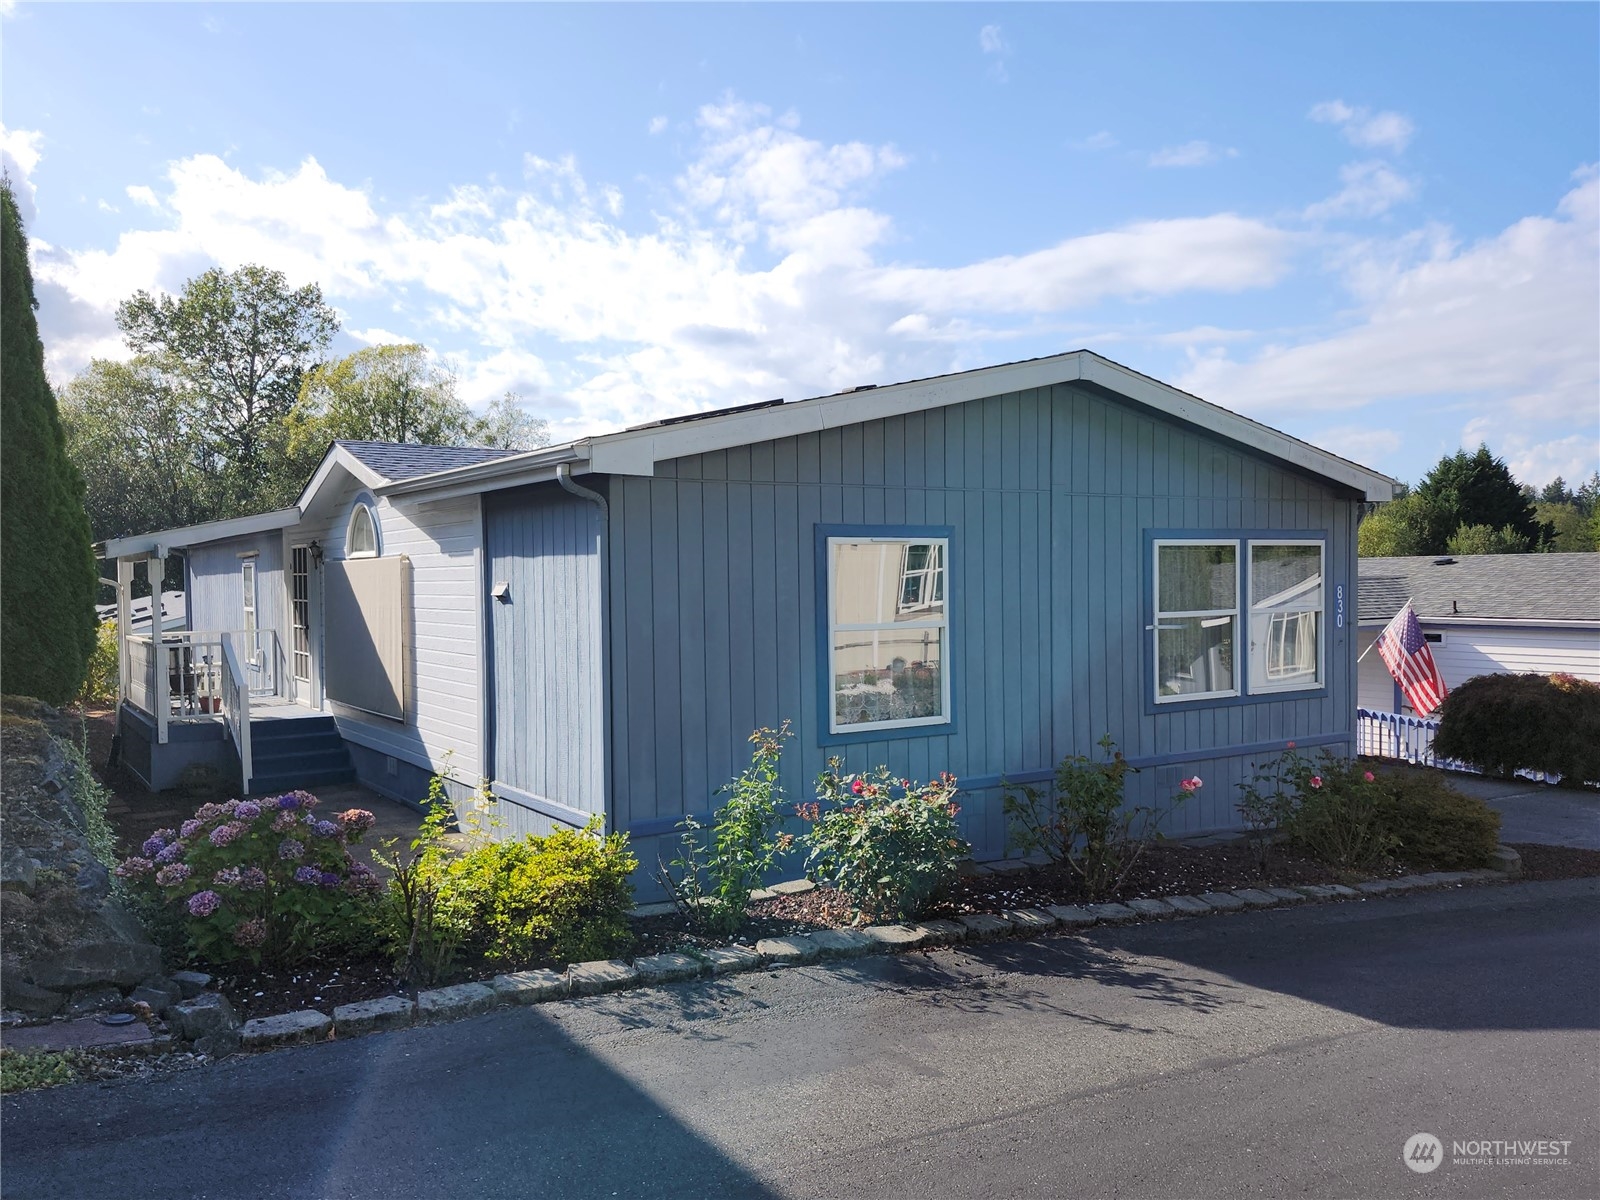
left=1363, top=771, right=1375, bottom=783
left=1309, top=775, right=1323, bottom=789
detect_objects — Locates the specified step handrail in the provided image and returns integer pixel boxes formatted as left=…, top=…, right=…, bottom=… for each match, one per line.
left=220, top=634, right=253, bottom=793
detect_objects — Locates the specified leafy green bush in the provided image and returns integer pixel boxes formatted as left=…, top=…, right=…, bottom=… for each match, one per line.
left=115, top=791, right=382, bottom=967
left=1235, top=743, right=1307, bottom=876
left=1373, top=770, right=1501, bottom=869
left=79, top=620, right=119, bottom=707
left=377, top=775, right=637, bottom=984
left=802, top=762, right=967, bottom=920
left=660, top=723, right=793, bottom=936
left=1278, top=755, right=1395, bottom=871
left=1003, top=735, right=1196, bottom=898
left=0, top=1048, right=88, bottom=1093
left=1434, top=672, right=1600, bottom=784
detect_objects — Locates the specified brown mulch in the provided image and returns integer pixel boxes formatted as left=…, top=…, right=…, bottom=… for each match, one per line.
left=1508, top=842, right=1600, bottom=881
left=215, top=953, right=402, bottom=1021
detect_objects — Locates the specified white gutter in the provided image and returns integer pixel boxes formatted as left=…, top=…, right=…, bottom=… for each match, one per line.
left=1357, top=616, right=1600, bottom=629
left=377, top=444, right=591, bottom=501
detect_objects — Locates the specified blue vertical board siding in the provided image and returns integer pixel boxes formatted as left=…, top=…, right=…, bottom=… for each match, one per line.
left=603, top=381, right=1364, bottom=866
left=186, top=534, right=285, bottom=644
left=483, top=484, right=604, bottom=826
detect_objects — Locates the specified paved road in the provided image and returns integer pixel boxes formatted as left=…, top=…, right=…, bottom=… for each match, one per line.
left=5, top=880, right=1597, bottom=1200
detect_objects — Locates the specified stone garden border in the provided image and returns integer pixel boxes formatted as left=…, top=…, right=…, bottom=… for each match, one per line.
left=225, top=853, right=1522, bottom=1053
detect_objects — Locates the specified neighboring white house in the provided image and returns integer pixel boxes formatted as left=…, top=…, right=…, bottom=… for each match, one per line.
left=1357, top=553, right=1600, bottom=715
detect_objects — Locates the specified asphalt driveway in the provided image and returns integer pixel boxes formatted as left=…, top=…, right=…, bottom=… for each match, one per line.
left=4, top=879, right=1597, bottom=1200
left=1433, top=772, right=1600, bottom=849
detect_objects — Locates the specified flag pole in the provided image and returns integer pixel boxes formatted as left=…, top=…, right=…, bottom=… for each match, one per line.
left=1355, top=597, right=1413, bottom=663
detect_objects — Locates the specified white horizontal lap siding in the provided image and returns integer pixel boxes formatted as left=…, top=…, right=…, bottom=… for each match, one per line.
left=326, top=490, right=484, bottom=785
left=1431, top=624, right=1600, bottom=687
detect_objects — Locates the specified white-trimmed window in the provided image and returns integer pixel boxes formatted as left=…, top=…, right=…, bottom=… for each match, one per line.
left=1247, top=541, right=1324, bottom=692
left=346, top=502, right=379, bottom=558
left=828, top=537, right=950, bottom=732
left=1153, top=540, right=1239, bottom=702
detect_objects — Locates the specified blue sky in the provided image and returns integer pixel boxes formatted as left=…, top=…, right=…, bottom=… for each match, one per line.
left=4, top=2, right=1597, bottom=486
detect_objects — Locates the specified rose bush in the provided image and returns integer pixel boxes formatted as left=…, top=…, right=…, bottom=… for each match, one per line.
left=116, top=791, right=380, bottom=967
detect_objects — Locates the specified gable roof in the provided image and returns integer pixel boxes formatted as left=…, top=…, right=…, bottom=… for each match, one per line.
left=334, top=440, right=518, bottom=483
left=1359, top=553, right=1600, bottom=626
left=381, top=350, right=1400, bottom=503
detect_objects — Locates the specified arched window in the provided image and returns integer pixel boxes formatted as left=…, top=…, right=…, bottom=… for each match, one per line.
left=346, top=503, right=379, bottom=558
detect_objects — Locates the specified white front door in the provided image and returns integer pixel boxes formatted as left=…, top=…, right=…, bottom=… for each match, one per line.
left=289, top=544, right=314, bottom=704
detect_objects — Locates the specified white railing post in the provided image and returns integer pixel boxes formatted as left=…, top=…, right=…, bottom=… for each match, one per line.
left=221, top=634, right=253, bottom=794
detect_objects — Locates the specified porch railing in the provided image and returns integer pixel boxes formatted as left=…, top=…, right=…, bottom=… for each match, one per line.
left=1356, top=707, right=1572, bottom=785
left=220, top=635, right=253, bottom=794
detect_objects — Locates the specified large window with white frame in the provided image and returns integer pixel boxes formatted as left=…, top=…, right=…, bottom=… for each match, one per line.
left=827, top=536, right=950, bottom=733
left=1153, top=540, right=1239, bottom=702
left=1152, top=535, right=1327, bottom=704
left=1247, top=541, right=1324, bottom=692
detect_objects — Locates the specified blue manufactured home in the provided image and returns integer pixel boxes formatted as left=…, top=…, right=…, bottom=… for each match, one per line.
left=101, top=351, right=1396, bottom=889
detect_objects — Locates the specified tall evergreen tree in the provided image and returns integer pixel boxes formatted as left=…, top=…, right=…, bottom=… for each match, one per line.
left=1415, top=444, right=1546, bottom=549
left=1, top=179, right=97, bottom=703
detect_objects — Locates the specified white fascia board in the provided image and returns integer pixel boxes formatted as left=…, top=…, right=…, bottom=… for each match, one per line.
left=100, top=507, right=302, bottom=560
left=1077, top=356, right=1397, bottom=502
left=295, top=444, right=386, bottom=509
left=1357, top=616, right=1600, bottom=629
left=587, top=352, right=1092, bottom=477
left=376, top=445, right=591, bottom=501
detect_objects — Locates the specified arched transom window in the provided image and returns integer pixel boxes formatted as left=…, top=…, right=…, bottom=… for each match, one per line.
left=346, top=502, right=379, bottom=558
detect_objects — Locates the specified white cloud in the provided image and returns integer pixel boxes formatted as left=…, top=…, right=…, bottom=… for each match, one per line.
left=20, top=97, right=1315, bottom=442
left=1474, top=430, right=1599, bottom=490
left=648, top=115, right=668, bottom=135
left=1304, top=160, right=1418, bottom=220
left=979, top=24, right=1008, bottom=55
left=1177, top=171, right=1600, bottom=459
left=1149, top=141, right=1238, bottom=169
left=1309, top=424, right=1403, bottom=465
left=1, top=124, right=43, bottom=223
left=1070, top=131, right=1118, bottom=152
left=1309, top=100, right=1415, bottom=154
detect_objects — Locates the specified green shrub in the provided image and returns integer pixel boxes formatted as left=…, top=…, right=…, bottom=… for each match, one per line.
left=660, top=723, right=793, bottom=936
left=0, top=1048, right=88, bottom=1093
left=803, top=762, right=968, bottom=920
left=377, top=776, right=636, bottom=984
left=79, top=620, right=119, bottom=707
left=1003, top=735, right=1197, bottom=898
left=1279, top=755, right=1395, bottom=871
left=1373, top=771, right=1501, bottom=869
left=1433, top=673, right=1600, bottom=784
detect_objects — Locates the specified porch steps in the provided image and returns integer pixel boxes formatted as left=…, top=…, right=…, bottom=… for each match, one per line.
left=248, top=716, right=356, bottom=795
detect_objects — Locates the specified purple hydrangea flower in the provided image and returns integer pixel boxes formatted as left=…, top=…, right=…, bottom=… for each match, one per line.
left=318, top=871, right=342, bottom=889
left=141, top=833, right=167, bottom=857
left=336, top=809, right=377, bottom=835
left=115, top=856, right=155, bottom=879
left=195, top=802, right=224, bottom=821
left=154, top=863, right=192, bottom=887
left=186, top=890, right=222, bottom=918
left=212, top=866, right=242, bottom=887
left=221, top=800, right=241, bottom=816
left=271, top=811, right=298, bottom=833
left=293, top=865, right=322, bottom=886
left=312, top=820, right=339, bottom=840
left=155, top=841, right=186, bottom=865
left=237, top=867, right=267, bottom=891
left=276, top=793, right=302, bottom=811
left=288, top=790, right=319, bottom=811
left=209, top=822, right=243, bottom=848
left=235, top=801, right=262, bottom=821
left=180, top=818, right=202, bottom=839
left=278, top=838, right=305, bottom=862
left=232, top=918, right=266, bottom=948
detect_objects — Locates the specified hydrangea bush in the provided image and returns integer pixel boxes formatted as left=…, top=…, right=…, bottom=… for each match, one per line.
left=116, top=791, right=380, bottom=967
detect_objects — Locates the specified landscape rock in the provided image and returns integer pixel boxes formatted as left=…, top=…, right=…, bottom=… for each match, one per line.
left=194, top=1030, right=242, bottom=1058
left=416, top=982, right=499, bottom=1021
left=957, top=913, right=1014, bottom=941
left=568, top=959, right=639, bottom=996
left=910, top=919, right=968, bottom=945
left=1, top=845, right=37, bottom=893
left=1197, top=892, right=1246, bottom=911
left=768, top=879, right=816, bottom=896
left=0, top=976, right=64, bottom=1017
left=491, top=969, right=569, bottom=1002
left=1488, top=846, right=1522, bottom=876
left=65, top=985, right=124, bottom=1017
left=1126, top=898, right=1176, bottom=918
left=172, top=991, right=238, bottom=1042
left=334, top=995, right=415, bottom=1037
left=1230, top=889, right=1279, bottom=907
left=1084, top=903, right=1139, bottom=924
left=130, top=977, right=183, bottom=1014
left=1001, top=909, right=1058, bottom=932
left=170, top=970, right=213, bottom=998
left=1264, top=887, right=1310, bottom=903
left=25, top=902, right=162, bottom=990
left=807, top=929, right=875, bottom=958
left=240, top=1010, right=332, bottom=1048
left=861, top=924, right=932, bottom=950
left=704, top=946, right=762, bottom=975
left=1045, top=905, right=1095, bottom=927
left=1164, top=895, right=1214, bottom=915
left=754, top=936, right=818, bottom=965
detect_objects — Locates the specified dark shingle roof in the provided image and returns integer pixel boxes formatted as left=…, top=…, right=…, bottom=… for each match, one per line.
left=336, top=441, right=519, bottom=483
left=1358, top=554, right=1600, bottom=624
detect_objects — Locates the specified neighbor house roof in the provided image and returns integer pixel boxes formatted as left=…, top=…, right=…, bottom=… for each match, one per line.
left=1359, top=553, right=1600, bottom=626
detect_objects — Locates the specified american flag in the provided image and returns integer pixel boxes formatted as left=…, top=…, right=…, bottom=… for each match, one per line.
left=1376, top=600, right=1448, bottom=715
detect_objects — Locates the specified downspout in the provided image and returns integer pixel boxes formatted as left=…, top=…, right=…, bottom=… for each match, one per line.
left=555, top=464, right=612, bottom=833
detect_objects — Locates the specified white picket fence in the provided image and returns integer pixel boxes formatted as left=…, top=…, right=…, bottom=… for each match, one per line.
left=1356, top=707, right=1568, bottom=785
